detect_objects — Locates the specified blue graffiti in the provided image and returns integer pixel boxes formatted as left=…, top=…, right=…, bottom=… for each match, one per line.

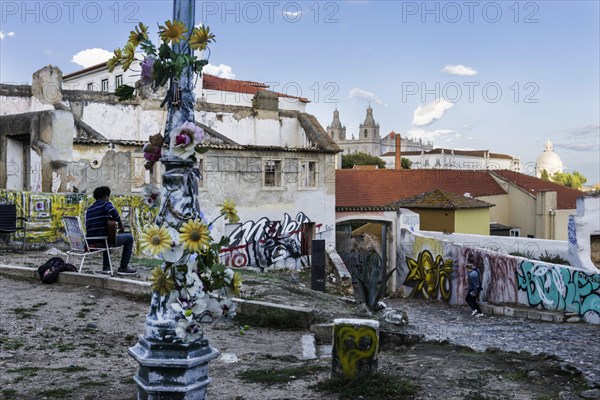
left=517, top=261, right=600, bottom=322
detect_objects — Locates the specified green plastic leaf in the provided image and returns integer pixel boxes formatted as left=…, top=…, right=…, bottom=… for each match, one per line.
left=114, top=84, right=135, bottom=101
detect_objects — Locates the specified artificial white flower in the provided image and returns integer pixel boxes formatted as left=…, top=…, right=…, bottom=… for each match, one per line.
left=175, top=319, right=203, bottom=343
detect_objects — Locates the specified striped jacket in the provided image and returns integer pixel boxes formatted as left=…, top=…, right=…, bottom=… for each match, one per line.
left=85, top=200, right=121, bottom=240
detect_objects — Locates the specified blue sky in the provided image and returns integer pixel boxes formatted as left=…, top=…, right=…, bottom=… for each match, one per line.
left=1, top=0, right=599, bottom=183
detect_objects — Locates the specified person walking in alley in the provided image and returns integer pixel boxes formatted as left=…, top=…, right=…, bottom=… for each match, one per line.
left=85, top=186, right=136, bottom=275
left=466, top=262, right=483, bottom=317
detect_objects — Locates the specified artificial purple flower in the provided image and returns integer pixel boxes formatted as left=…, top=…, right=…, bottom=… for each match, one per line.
left=174, top=132, right=192, bottom=147
left=140, top=56, right=156, bottom=84
left=181, top=121, right=204, bottom=143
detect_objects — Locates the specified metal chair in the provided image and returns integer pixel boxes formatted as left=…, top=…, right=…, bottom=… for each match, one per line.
left=0, top=204, right=28, bottom=253
left=63, top=216, right=116, bottom=276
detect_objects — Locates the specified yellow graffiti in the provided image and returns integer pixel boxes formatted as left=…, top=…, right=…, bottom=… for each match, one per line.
left=334, top=325, right=378, bottom=378
left=405, top=249, right=454, bottom=302
left=0, top=190, right=157, bottom=253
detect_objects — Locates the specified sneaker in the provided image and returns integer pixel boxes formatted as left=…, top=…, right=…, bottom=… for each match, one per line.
left=475, top=312, right=484, bottom=318
left=117, top=267, right=137, bottom=276
left=471, top=310, right=479, bottom=317
left=98, top=266, right=112, bottom=275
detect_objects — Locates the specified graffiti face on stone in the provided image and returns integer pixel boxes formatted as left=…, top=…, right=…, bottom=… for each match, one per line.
left=405, top=250, right=453, bottom=302
left=332, top=324, right=378, bottom=378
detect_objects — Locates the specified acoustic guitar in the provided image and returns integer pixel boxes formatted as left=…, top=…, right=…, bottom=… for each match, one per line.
left=107, top=219, right=118, bottom=246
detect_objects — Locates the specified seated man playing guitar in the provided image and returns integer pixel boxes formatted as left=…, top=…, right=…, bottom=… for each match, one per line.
left=85, top=186, right=136, bottom=275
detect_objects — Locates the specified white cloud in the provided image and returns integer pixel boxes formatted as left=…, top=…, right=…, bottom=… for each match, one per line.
left=411, top=99, right=454, bottom=126
left=348, top=88, right=385, bottom=106
left=406, top=128, right=461, bottom=142
left=71, top=48, right=113, bottom=68
left=442, top=64, right=478, bottom=76
left=203, top=63, right=235, bottom=79
left=0, top=31, right=16, bottom=40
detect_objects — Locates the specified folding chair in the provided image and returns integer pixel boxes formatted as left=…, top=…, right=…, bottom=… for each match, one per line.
left=63, top=216, right=116, bottom=276
left=0, top=204, right=28, bottom=253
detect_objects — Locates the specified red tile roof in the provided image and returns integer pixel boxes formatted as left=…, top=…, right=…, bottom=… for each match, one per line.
left=491, top=170, right=583, bottom=209
left=202, top=74, right=309, bottom=103
left=335, top=169, right=506, bottom=208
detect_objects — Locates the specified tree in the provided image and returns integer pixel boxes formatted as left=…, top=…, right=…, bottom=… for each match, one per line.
left=401, top=157, right=412, bottom=169
left=342, top=152, right=386, bottom=169
left=551, top=171, right=587, bottom=189
left=540, top=169, right=550, bottom=181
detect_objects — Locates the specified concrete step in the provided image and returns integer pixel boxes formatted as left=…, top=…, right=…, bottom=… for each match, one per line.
left=480, top=303, right=566, bottom=323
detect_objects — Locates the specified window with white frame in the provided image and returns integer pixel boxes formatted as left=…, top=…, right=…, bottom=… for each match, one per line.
left=263, top=159, right=282, bottom=187
left=115, top=75, right=123, bottom=88
left=300, top=160, right=318, bottom=188
left=87, top=83, right=95, bottom=91
left=510, top=228, right=521, bottom=237
left=101, top=79, right=109, bottom=92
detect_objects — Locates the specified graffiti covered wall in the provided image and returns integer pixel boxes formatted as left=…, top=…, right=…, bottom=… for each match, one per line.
left=398, top=230, right=600, bottom=324
left=1, top=191, right=319, bottom=270
left=220, top=212, right=315, bottom=271
left=0, top=190, right=157, bottom=252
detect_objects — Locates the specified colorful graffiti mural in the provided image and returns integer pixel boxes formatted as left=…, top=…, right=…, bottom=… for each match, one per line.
left=516, top=261, right=600, bottom=323
left=399, top=231, right=600, bottom=324
left=0, top=190, right=157, bottom=253
left=220, top=212, right=312, bottom=271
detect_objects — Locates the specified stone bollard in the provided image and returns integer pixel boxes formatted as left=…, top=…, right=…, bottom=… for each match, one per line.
left=332, top=318, right=379, bottom=378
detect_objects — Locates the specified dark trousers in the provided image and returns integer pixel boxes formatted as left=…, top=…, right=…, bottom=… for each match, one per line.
left=465, top=291, right=481, bottom=313
left=103, top=233, right=134, bottom=269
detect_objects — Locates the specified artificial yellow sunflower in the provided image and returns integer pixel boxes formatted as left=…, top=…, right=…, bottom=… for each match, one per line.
left=158, top=19, right=188, bottom=44
left=189, top=25, right=216, bottom=50
left=179, top=219, right=210, bottom=253
left=107, top=48, right=123, bottom=73
left=218, top=199, right=240, bottom=224
left=128, top=22, right=149, bottom=47
left=231, top=271, right=242, bottom=297
left=122, top=42, right=137, bottom=71
left=149, top=266, right=174, bottom=296
left=140, top=225, right=172, bottom=256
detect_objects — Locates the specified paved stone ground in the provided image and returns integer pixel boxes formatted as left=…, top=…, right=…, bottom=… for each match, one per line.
left=385, top=298, right=600, bottom=386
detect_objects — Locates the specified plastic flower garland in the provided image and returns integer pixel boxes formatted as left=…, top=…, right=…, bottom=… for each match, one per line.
left=107, top=21, right=216, bottom=101
left=139, top=199, right=242, bottom=343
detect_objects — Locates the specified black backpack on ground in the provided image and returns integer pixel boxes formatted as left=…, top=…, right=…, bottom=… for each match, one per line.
left=37, top=257, right=77, bottom=284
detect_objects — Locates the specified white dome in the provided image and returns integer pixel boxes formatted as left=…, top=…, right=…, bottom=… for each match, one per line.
left=535, top=140, right=563, bottom=177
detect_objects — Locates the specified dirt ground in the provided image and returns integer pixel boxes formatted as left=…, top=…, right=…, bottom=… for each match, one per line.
left=0, top=271, right=596, bottom=400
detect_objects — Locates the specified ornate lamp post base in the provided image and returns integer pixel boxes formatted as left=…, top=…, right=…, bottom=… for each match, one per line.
left=129, top=334, right=220, bottom=400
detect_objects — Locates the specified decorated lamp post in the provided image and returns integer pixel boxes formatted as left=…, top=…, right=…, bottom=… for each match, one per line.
left=107, top=1, right=240, bottom=399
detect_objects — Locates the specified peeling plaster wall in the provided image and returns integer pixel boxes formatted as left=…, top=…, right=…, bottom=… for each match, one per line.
left=569, top=195, right=600, bottom=272
left=199, top=148, right=336, bottom=270
left=0, top=95, right=54, bottom=115
left=398, top=230, right=600, bottom=324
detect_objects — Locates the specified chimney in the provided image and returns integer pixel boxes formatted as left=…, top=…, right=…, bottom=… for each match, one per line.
left=395, top=133, right=402, bottom=170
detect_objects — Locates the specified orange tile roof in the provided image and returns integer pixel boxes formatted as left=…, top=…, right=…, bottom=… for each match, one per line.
left=335, top=169, right=506, bottom=208
left=491, top=170, right=583, bottom=209
left=202, top=74, right=309, bottom=103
